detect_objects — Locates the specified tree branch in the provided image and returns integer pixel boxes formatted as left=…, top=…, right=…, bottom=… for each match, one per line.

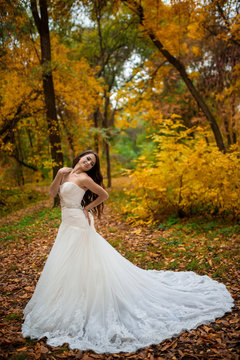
left=0, top=90, right=42, bottom=137
left=30, top=0, right=41, bottom=33
left=11, top=154, right=38, bottom=171
left=121, top=0, right=226, bottom=151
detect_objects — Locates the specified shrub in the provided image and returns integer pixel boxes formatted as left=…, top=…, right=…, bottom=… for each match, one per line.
left=122, top=119, right=240, bottom=223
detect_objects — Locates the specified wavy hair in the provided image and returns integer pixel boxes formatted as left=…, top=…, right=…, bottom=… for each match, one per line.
left=72, top=150, right=104, bottom=218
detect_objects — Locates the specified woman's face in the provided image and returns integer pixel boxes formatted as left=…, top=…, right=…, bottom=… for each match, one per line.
left=78, top=153, right=96, bottom=172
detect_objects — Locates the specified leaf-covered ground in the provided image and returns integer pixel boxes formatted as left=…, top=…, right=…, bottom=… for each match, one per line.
left=0, top=179, right=239, bottom=360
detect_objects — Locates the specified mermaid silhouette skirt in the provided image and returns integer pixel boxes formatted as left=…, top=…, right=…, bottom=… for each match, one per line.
left=21, top=182, right=234, bottom=353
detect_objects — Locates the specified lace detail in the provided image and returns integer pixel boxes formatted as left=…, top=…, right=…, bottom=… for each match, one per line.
left=21, top=182, right=234, bottom=354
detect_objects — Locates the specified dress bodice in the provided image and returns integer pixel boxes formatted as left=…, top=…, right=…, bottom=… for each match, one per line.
left=59, top=182, right=85, bottom=209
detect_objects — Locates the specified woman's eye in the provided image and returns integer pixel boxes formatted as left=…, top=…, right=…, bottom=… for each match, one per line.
left=87, top=156, right=94, bottom=166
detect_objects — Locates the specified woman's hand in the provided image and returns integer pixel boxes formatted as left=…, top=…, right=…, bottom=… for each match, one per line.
left=58, top=167, right=72, bottom=175
left=83, top=209, right=91, bottom=226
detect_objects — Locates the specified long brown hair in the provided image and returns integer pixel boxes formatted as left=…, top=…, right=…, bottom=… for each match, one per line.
left=72, top=150, right=104, bottom=218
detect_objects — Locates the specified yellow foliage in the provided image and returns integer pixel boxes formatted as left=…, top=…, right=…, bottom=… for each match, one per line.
left=192, top=46, right=201, bottom=57
left=122, top=119, right=240, bottom=223
left=115, top=115, right=138, bottom=129
left=188, top=71, right=200, bottom=80
left=140, top=0, right=193, bottom=57
left=0, top=33, right=103, bottom=173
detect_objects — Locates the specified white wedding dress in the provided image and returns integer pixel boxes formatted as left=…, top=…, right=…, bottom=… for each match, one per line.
left=22, top=182, right=234, bottom=354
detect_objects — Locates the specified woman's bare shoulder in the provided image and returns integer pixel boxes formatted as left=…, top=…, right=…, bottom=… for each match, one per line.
left=76, top=173, right=95, bottom=187
left=77, top=172, right=92, bottom=181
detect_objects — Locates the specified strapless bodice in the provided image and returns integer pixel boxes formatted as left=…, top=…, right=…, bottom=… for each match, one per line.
left=59, top=182, right=85, bottom=209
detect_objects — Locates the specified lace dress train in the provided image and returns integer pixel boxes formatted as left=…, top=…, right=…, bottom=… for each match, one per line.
left=21, top=182, right=234, bottom=353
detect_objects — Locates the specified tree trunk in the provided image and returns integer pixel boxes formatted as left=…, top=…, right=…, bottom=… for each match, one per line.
left=30, top=0, right=63, bottom=185
left=105, top=142, right=111, bottom=188
left=103, top=92, right=111, bottom=187
left=93, top=108, right=100, bottom=153
left=11, top=132, right=24, bottom=186
left=122, top=0, right=226, bottom=152
left=221, top=110, right=232, bottom=146
left=58, top=109, right=75, bottom=158
left=231, top=95, right=237, bottom=144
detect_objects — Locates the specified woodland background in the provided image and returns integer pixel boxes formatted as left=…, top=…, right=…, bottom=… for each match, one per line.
left=0, top=0, right=240, bottom=359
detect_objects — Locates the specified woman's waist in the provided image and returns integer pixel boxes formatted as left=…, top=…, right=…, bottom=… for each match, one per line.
left=61, top=207, right=94, bottom=227
left=60, top=201, right=83, bottom=209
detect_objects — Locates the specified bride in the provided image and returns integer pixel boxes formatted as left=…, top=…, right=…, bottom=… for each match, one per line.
left=22, top=150, right=234, bottom=354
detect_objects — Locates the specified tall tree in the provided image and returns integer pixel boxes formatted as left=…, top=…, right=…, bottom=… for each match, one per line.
left=77, top=0, right=148, bottom=186
left=122, top=0, right=226, bottom=151
left=187, top=0, right=240, bottom=145
left=0, top=1, right=101, bottom=187
left=30, top=0, right=63, bottom=180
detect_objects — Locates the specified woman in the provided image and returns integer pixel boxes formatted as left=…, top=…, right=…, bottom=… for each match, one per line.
left=22, top=150, right=234, bottom=354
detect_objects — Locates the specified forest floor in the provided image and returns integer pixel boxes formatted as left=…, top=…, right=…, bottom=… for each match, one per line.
left=0, top=178, right=239, bottom=360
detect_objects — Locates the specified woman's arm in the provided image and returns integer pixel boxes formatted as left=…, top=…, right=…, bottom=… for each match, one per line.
left=80, top=175, right=109, bottom=225
left=81, top=176, right=108, bottom=211
left=49, top=167, right=72, bottom=198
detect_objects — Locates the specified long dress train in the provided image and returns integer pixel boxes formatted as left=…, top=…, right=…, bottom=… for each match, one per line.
left=21, top=182, right=234, bottom=354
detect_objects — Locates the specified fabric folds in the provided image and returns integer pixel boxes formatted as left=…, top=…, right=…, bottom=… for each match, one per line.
left=22, top=182, right=234, bottom=353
